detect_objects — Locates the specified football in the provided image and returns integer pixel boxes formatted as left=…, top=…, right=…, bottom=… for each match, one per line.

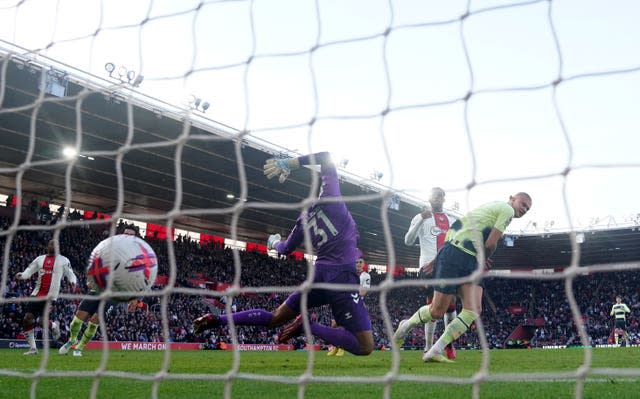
left=86, top=234, right=158, bottom=300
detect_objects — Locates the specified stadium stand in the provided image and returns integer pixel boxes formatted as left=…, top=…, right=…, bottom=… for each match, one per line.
left=1, top=204, right=638, bottom=350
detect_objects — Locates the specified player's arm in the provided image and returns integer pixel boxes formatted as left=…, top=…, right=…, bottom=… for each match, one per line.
left=483, top=204, right=515, bottom=260
left=610, top=305, right=616, bottom=316
left=269, top=217, right=305, bottom=255
left=15, top=256, right=40, bottom=280
left=623, top=304, right=631, bottom=314
left=405, top=212, right=429, bottom=246
left=63, top=258, right=78, bottom=292
left=263, top=152, right=333, bottom=184
left=298, top=152, right=341, bottom=198
left=483, top=228, right=503, bottom=259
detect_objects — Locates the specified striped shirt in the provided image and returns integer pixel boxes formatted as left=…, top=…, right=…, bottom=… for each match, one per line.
left=405, top=212, right=456, bottom=268
left=610, top=303, right=631, bottom=320
left=20, top=254, right=77, bottom=299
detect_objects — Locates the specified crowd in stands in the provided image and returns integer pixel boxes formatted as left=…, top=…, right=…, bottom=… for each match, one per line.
left=1, top=204, right=639, bottom=351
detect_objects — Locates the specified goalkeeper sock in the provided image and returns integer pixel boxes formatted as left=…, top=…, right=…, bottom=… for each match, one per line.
left=68, top=316, right=84, bottom=342
left=431, top=309, right=478, bottom=354
left=424, top=321, right=436, bottom=351
left=407, top=305, right=432, bottom=328
left=309, top=323, right=362, bottom=355
left=76, top=322, right=98, bottom=350
left=221, top=310, right=272, bottom=326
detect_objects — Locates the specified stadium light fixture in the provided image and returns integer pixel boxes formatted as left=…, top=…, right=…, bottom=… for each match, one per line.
left=117, top=66, right=127, bottom=79
left=226, top=194, right=235, bottom=199
left=44, top=69, right=68, bottom=97
left=504, top=235, right=515, bottom=247
left=387, top=193, right=400, bottom=211
left=188, top=96, right=211, bottom=113
left=104, top=62, right=115, bottom=76
left=132, top=75, right=144, bottom=87
left=62, top=146, right=78, bottom=159
left=338, top=158, right=349, bottom=168
left=104, top=62, right=143, bottom=88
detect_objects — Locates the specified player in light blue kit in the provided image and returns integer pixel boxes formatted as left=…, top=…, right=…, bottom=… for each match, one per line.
left=194, top=152, right=374, bottom=355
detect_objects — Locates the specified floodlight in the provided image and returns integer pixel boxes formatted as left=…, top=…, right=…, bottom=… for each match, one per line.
left=202, top=102, right=210, bottom=111
left=127, top=70, right=136, bottom=81
left=194, top=98, right=201, bottom=107
left=117, top=66, right=127, bottom=78
left=226, top=194, right=234, bottom=199
left=44, top=70, right=68, bottom=97
left=104, top=62, right=115, bottom=74
left=132, top=75, right=144, bottom=87
left=62, top=146, right=78, bottom=158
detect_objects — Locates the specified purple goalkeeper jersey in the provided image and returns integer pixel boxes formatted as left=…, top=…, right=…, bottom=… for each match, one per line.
left=275, top=154, right=360, bottom=267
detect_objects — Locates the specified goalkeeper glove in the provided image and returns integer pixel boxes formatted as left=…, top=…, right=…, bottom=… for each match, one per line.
left=263, top=158, right=300, bottom=183
left=267, top=234, right=281, bottom=250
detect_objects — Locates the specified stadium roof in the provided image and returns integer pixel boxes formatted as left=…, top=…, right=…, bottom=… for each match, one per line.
left=2, top=49, right=639, bottom=271
left=0, top=52, right=427, bottom=267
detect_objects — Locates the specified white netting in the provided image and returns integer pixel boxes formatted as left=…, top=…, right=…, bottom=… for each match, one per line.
left=1, top=1, right=640, bottom=398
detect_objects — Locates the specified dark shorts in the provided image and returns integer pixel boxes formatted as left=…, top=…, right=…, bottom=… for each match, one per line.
left=285, top=263, right=372, bottom=333
left=24, top=300, right=48, bottom=318
left=434, top=243, right=484, bottom=295
left=615, top=319, right=627, bottom=329
left=78, top=298, right=115, bottom=315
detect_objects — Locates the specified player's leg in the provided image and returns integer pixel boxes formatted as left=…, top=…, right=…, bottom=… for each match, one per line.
left=278, top=269, right=374, bottom=355
left=443, top=299, right=458, bottom=360
left=393, top=248, right=457, bottom=347
left=309, top=299, right=373, bottom=355
left=327, top=318, right=340, bottom=356
left=73, top=313, right=100, bottom=356
left=423, top=295, right=437, bottom=352
left=393, top=288, right=452, bottom=347
left=193, top=297, right=298, bottom=334
left=22, top=301, right=45, bottom=355
left=623, top=323, right=630, bottom=346
left=60, top=299, right=96, bottom=354
left=423, top=283, right=481, bottom=362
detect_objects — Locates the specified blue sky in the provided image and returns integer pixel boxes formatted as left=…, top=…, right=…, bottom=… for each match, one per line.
left=1, top=0, right=639, bottom=233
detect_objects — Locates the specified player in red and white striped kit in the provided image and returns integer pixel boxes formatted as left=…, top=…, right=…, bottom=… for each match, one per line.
left=404, top=187, right=458, bottom=360
left=14, top=239, right=77, bottom=355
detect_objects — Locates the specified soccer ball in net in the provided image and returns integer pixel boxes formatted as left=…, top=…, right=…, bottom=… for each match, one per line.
left=86, top=234, right=158, bottom=299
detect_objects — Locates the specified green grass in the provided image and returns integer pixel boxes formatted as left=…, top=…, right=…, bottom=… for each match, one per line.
left=1, top=347, right=639, bottom=398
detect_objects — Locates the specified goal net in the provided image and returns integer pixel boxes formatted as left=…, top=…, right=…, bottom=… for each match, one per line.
left=1, top=1, right=640, bottom=398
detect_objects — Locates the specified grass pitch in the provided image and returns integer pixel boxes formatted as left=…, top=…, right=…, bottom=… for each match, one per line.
left=0, top=347, right=639, bottom=398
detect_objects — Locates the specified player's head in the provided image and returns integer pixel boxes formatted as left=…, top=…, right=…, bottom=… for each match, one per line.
left=123, top=228, right=136, bottom=236
left=508, top=192, right=532, bottom=218
left=47, top=239, right=57, bottom=255
left=429, top=187, right=446, bottom=212
left=356, top=256, right=367, bottom=274
left=616, top=295, right=622, bottom=303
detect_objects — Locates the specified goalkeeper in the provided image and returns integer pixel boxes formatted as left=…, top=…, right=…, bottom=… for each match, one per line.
left=194, top=152, right=374, bottom=356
